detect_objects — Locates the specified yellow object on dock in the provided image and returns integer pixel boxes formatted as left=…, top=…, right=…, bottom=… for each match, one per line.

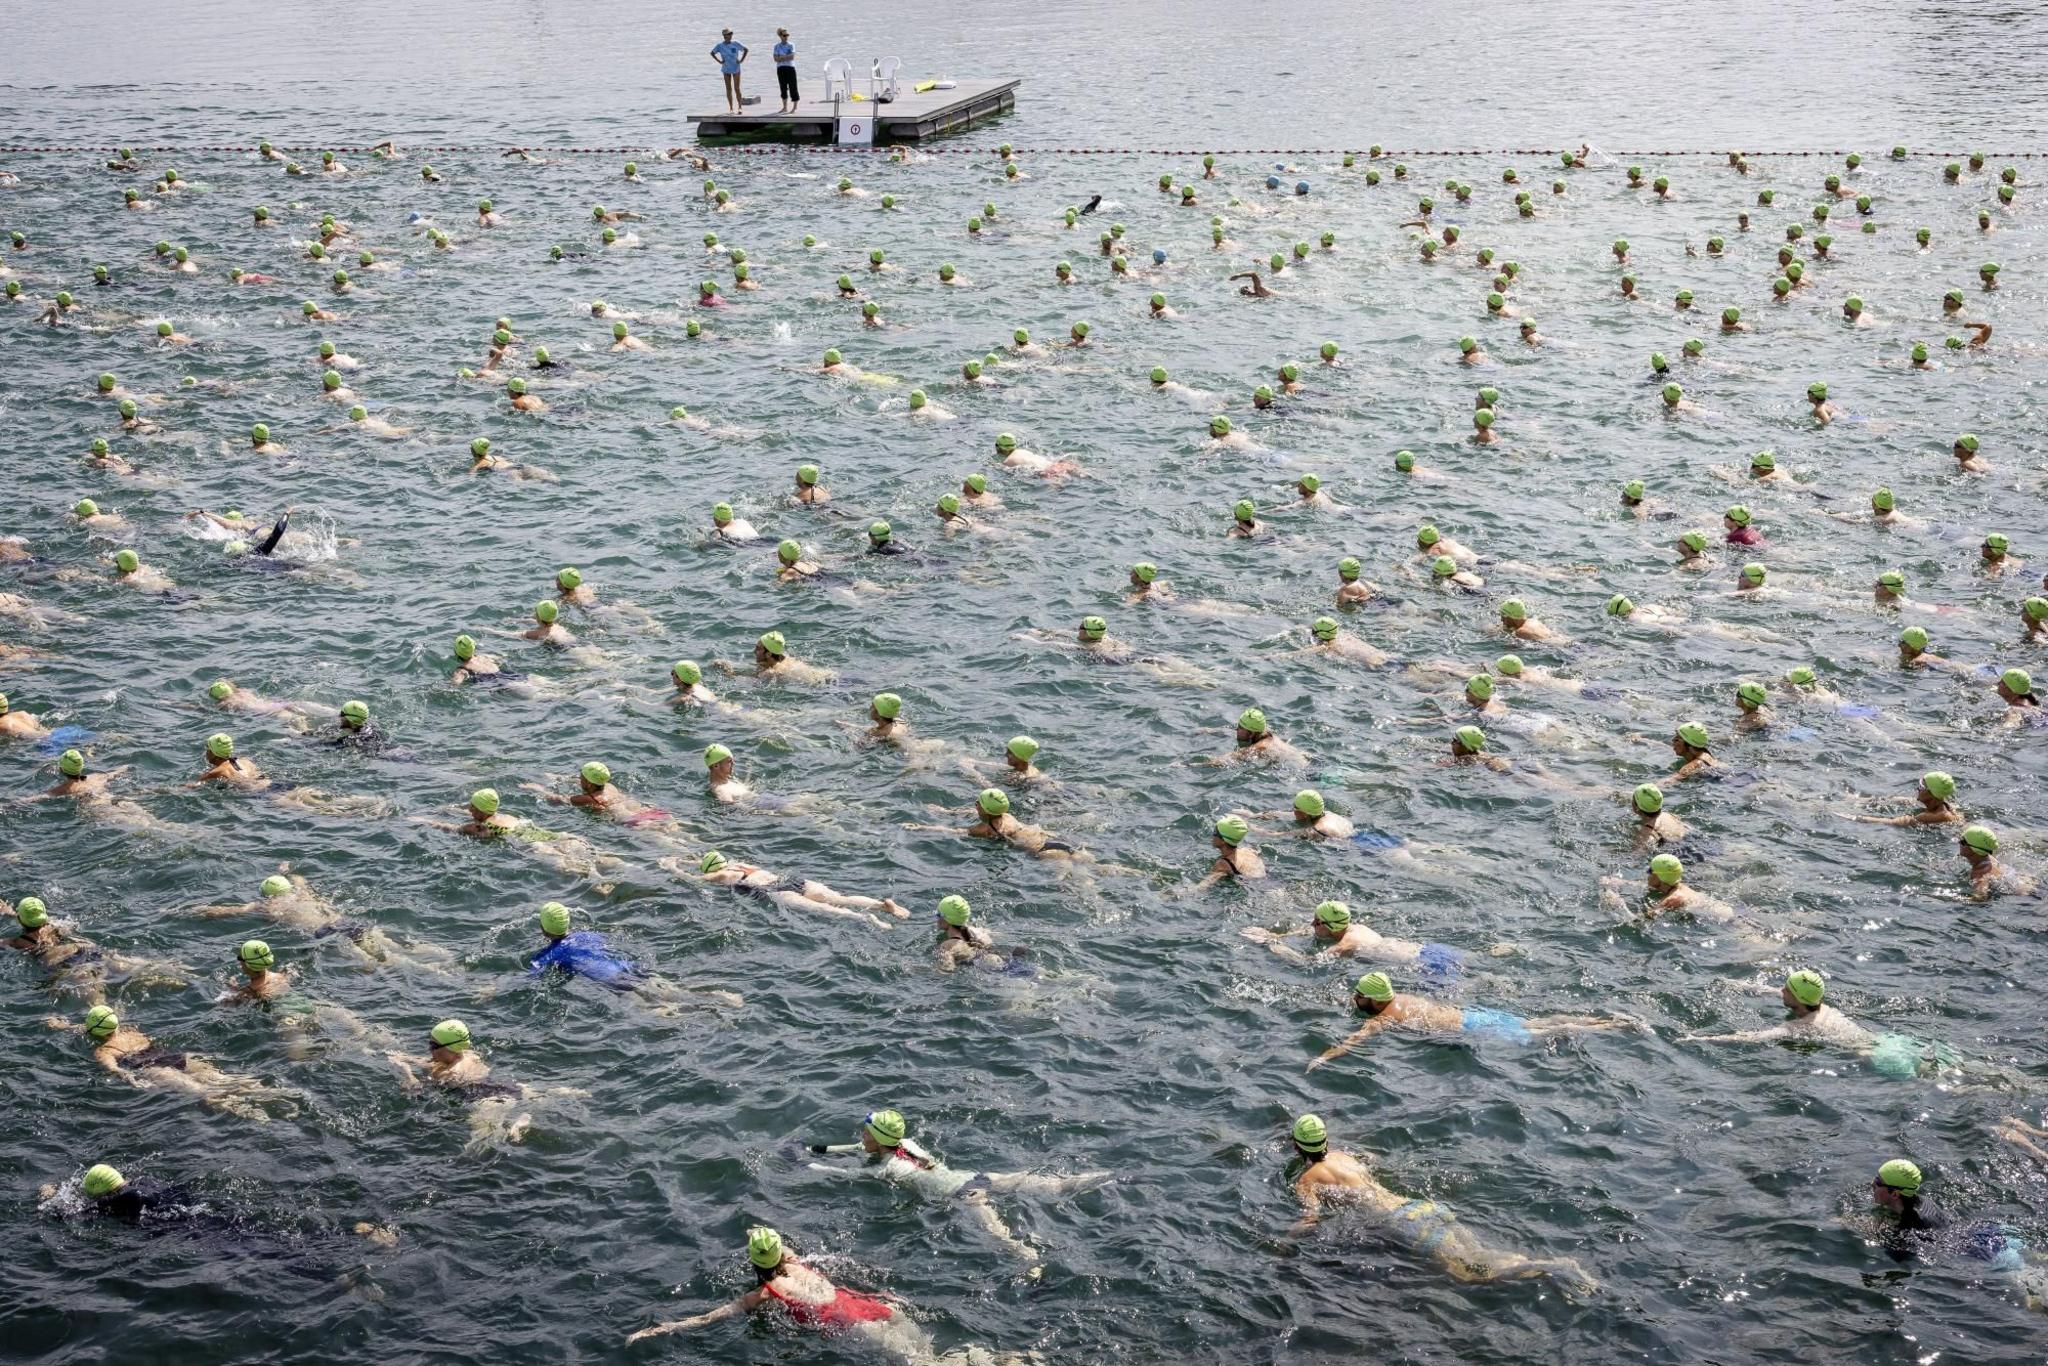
left=913, top=80, right=937, bottom=93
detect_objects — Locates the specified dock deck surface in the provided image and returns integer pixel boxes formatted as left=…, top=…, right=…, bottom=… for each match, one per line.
left=687, top=79, right=1018, bottom=140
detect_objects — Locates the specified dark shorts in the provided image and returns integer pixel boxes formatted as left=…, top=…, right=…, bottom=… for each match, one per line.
left=777, top=65, right=799, bottom=99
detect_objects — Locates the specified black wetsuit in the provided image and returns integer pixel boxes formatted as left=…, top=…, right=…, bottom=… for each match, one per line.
left=1080, top=195, right=1102, bottom=215
left=93, top=1177, right=193, bottom=1223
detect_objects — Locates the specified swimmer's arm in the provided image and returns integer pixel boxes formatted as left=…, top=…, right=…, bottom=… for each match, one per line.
left=1965, top=321, right=1992, bottom=345
left=1193, top=857, right=1236, bottom=891
left=901, top=821, right=974, bottom=836
left=1288, top=1184, right=1324, bottom=1239
left=189, top=901, right=253, bottom=918
left=519, top=782, right=572, bottom=804
left=1308, top=1019, right=1387, bottom=1070
left=626, top=1289, right=763, bottom=1343
left=1678, top=1025, right=1789, bottom=1045
left=808, top=1141, right=865, bottom=1155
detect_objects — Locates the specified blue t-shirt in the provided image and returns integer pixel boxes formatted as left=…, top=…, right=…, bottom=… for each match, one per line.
left=773, top=42, right=794, bottom=64
left=713, top=41, right=746, bottom=74
left=530, top=931, right=635, bottom=985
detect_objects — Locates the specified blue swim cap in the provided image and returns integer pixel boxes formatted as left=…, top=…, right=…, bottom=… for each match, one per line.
left=1152, top=248, right=1166, bottom=264
left=1266, top=176, right=1280, bottom=189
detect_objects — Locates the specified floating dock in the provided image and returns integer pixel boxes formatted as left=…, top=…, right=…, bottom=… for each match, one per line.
left=687, top=79, right=1019, bottom=141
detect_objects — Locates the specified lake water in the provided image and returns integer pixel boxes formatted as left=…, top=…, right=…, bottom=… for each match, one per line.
left=4, top=3, right=2048, bottom=1364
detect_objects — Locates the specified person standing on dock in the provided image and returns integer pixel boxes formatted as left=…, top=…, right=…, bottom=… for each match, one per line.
left=710, top=28, right=748, bottom=115
left=773, top=28, right=800, bottom=112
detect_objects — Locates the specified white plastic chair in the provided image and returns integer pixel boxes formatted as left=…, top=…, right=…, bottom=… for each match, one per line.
left=822, top=58, right=853, bottom=103
left=872, top=57, right=902, bottom=101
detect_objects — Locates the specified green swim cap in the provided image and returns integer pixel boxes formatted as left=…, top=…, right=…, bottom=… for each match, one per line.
left=775, top=538, right=803, bottom=568
left=1607, top=594, right=1634, bottom=617
left=114, top=549, right=139, bottom=574
left=206, top=732, right=234, bottom=760
left=1871, top=487, right=1895, bottom=512
left=59, top=749, right=85, bottom=778
left=1740, top=563, right=1766, bottom=587
left=1878, top=570, right=1905, bottom=591
left=1677, top=722, right=1710, bottom=749
left=1499, top=598, right=1528, bottom=623
left=758, top=631, right=787, bottom=657
left=1650, top=853, right=1684, bottom=888
left=1474, top=407, right=1495, bottom=429
left=534, top=600, right=559, bottom=625
left=82, top=1164, right=124, bottom=1198
left=1309, top=899, right=1350, bottom=933
left=16, top=897, right=49, bottom=928
left=205, top=678, right=235, bottom=703
left=1131, top=561, right=1157, bottom=583
left=871, top=692, right=902, bottom=721
left=349, top=405, right=367, bottom=422
left=1786, top=969, right=1825, bottom=1007
left=746, top=1225, right=786, bottom=1269
left=74, top=498, right=99, bottom=519
left=1213, top=417, right=1234, bottom=438
left=1464, top=674, right=1493, bottom=701
left=2023, top=597, right=2048, bottom=623
left=1321, top=342, right=1338, bottom=361
left=1877, top=1159, right=1923, bottom=1197
left=454, top=634, right=477, bottom=661
left=1232, top=497, right=1255, bottom=522
left=1313, top=616, right=1339, bottom=642
left=1737, top=681, right=1768, bottom=708
left=1662, top=383, right=1682, bottom=404
left=1486, top=291, right=1505, bottom=312
left=1454, top=725, right=1486, bottom=752
left=1633, top=783, right=1664, bottom=815
left=85, top=1005, right=119, bottom=1040
left=1900, top=626, right=1929, bottom=651
left=1985, top=533, right=2009, bottom=555
left=1339, top=557, right=1362, bottom=581
left=1806, top=382, right=1828, bottom=402
left=1292, top=1113, right=1330, bottom=1152
left=1751, top=450, right=1776, bottom=472
left=341, top=700, right=369, bottom=729
left=2003, top=667, right=2033, bottom=696
left=239, top=939, right=275, bottom=971
left=259, top=873, right=291, bottom=900
left=539, top=901, right=572, bottom=937
left=1920, top=771, right=1956, bottom=801
left=1957, top=433, right=1979, bottom=453
left=1623, top=480, right=1646, bottom=501
left=672, top=660, right=702, bottom=686
left=1355, top=972, right=1394, bottom=1003
left=579, top=761, right=611, bottom=788
left=1237, top=707, right=1268, bottom=735
left=977, top=788, right=1011, bottom=817
left=823, top=349, right=842, bottom=366
left=1215, top=814, right=1249, bottom=846
left=697, top=851, right=727, bottom=875
left=431, top=1019, right=471, bottom=1051
left=250, top=423, right=270, bottom=444
left=1459, top=335, right=1477, bottom=353
left=1080, top=616, right=1107, bottom=641
left=937, top=895, right=972, bottom=928
left=862, top=302, right=879, bottom=319
left=1773, top=277, right=1792, bottom=297
left=1963, top=824, right=1999, bottom=854
left=1787, top=666, right=1816, bottom=687
left=1679, top=529, right=1708, bottom=553
left=1283, top=785, right=1326, bottom=819
left=1495, top=654, right=1523, bottom=677
left=118, top=400, right=136, bottom=419
left=470, top=788, right=499, bottom=815
left=1395, top=451, right=1415, bottom=472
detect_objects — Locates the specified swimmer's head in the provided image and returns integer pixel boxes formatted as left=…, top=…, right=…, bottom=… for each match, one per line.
left=1787, top=666, right=1816, bottom=687
left=672, top=660, right=702, bottom=687
left=114, top=549, right=139, bottom=574
left=1395, top=451, right=1415, bottom=472
left=1313, top=616, right=1339, bottom=642
left=1676, top=721, right=1711, bottom=752
left=1080, top=616, right=1107, bottom=642
left=84, top=1005, right=119, bottom=1041
left=205, top=732, right=234, bottom=761
left=1498, top=598, right=1528, bottom=624
left=977, top=788, right=1010, bottom=818
left=430, top=1019, right=471, bottom=1052
left=1872, top=487, right=1895, bottom=512
left=540, top=902, right=571, bottom=938
left=1237, top=708, right=1268, bottom=738
left=1453, top=724, right=1486, bottom=754
left=1213, top=416, right=1233, bottom=439
left=1737, top=681, right=1767, bottom=711
left=1750, top=450, right=1775, bottom=473
left=704, top=743, right=734, bottom=772
left=1900, top=625, right=1929, bottom=653
left=1214, top=814, right=1249, bottom=847
left=534, top=600, right=559, bottom=625
left=15, top=897, right=48, bottom=929
left=1633, top=783, right=1664, bottom=816
left=2001, top=667, right=2034, bottom=699
left=468, top=788, right=499, bottom=816
left=1007, top=735, right=1040, bottom=763
left=1739, top=563, right=1767, bottom=588
left=453, top=634, right=477, bottom=662
left=1232, top=497, right=1255, bottom=523
left=59, top=749, right=85, bottom=778
left=937, top=895, right=972, bottom=929
left=1295, top=789, right=1327, bottom=820
left=1131, top=561, right=1157, bottom=585
left=1339, top=557, right=1362, bottom=582
left=578, top=761, right=610, bottom=790
left=870, top=692, right=902, bottom=722
left=1963, top=824, right=1999, bottom=856
left=1785, top=969, right=1825, bottom=1008
left=1606, top=594, right=1635, bottom=618
left=1876, top=1159, right=1923, bottom=1201
left=1494, top=654, right=1524, bottom=678
left=1623, top=480, right=1646, bottom=504
left=1292, top=1113, right=1330, bottom=1154
left=239, top=939, right=275, bottom=972
left=1920, top=771, right=1956, bottom=803
left=1354, top=972, right=1394, bottom=1005
left=1650, top=853, right=1684, bottom=888
left=340, top=700, right=369, bottom=731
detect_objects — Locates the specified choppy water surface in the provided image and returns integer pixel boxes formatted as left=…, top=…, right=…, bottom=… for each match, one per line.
left=4, top=12, right=2048, bottom=1366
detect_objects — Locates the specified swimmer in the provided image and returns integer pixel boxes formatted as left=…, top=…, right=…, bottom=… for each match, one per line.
left=1245, top=900, right=1476, bottom=976
left=40, top=748, right=131, bottom=800
left=1230, top=271, right=1274, bottom=298
left=193, top=870, right=451, bottom=972
left=625, top=1226, right=1040, bottom=1361
left=1208, top=707, right=1307, bottom=767
left=1952, top=433, right=1988, bottom=473
left=960, top=471, right=1002, bottom=511
left=1982, top=533, right=2021, bottom=578
left=775, top=539, right=822, bottom=582
left=1226, top=497, right=1262, bottom=535
left=1897, top=626, right=1957, bottom=672
left=1681, top=970, right=1879, bottom=1053
left=7, top=895, right=185, bottom=996
left=448, top=633, right=510, bottom=683
left=700, top=744, right=750, bottom=804
left=1668, top=722, right=1717, bottom=780
left=609, top=321, right=650, bottom=352
left=866, top=520, right=912, bottom=556
left=1302, top=616, right=1391, bottom=667
left=1734, top=679, right=1773, bottom=731
left=1310, top=972, right=1630, bottom=1067
left=1959, top=825, right=2036, bottom=900
left=55, top=1005, right=296, bottom=1123
left=220, top=939, right=290, bottom=1003
left=1195, top=814, right=1265, bottom=887
left=698, top=499, right=759, bottom=544
left=387, top=1020, right=542, bottom=1151
left=1675, top=530, right=1712, bottom=571
left=521, top=599, right=574, bottom=648
left=1852, top=771, right=1961, bottom=827
left=1286, top=1115, right=1596, bottom=1294
left=905, top=788, right=1090, bottom=862
left=527, top=902, right=741, bottom=1012
left=1628, top=783, right=1686, bottom=845
left=2024, top=597, right=2048, bottom=641
left=1497, top=598, right=1568, bottom=644
left=808, top=1107, right=1109, bottom=1276
left=675, top=850, right=906, bottom=925
left=926, top=894, right=1029, bottom=977
left=993, top=431, right=1081, bottom=480
left=0, top=693, right=49, bottom=742
left=524, top=760, right=677, bottom=831
left=718, top=630, right=833, bottom=685
left=1806, top=381, right=1835, bottom=423
left=187, top=732, right=265, bottom=789
left=1599, top=853, right=1736, bottom=922
left=790, top=463, right=829, bottom=505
